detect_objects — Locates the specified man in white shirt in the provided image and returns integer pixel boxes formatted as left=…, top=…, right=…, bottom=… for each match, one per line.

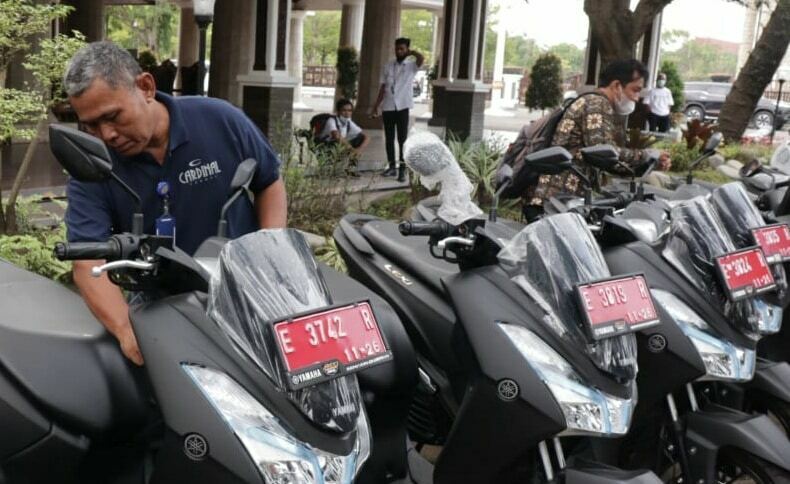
left=371, top=37, right=424, bottom=182
left=643, top=72, right=674, bottom=132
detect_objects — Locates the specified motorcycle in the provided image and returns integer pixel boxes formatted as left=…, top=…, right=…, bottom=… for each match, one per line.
left=0, top=125, right=417, bottom=484
left=335, top=132, right=662, bottom=483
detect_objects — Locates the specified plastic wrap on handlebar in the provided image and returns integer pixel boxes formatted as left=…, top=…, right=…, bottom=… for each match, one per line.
left=398, top=221, right=448, bottom=237
left=591, top=193, right=634, bottom=210
left=53, top=241, right=120, bottom=261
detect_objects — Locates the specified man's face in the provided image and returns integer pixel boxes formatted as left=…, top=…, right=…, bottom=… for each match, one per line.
left=619, top=76, right=645, bottom=101
left=338, top=104, right=353, bottom=118
left=395, top=43, right=409, bottom=61
left=69, top=75, right=156, bottom=156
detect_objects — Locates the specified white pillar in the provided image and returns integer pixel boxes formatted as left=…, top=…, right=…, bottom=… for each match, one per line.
left=339, top=0, right=365, bottom=52
left=485, top=20, right=512, bottom=116
left=177, top=7, right=200, bottom=92
left=290, top=10, right=310, bottom=110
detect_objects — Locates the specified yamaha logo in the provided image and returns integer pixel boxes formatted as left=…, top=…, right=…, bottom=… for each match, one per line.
left=647, top=334, right=667, bottom=353
left=497, top=379, right=519, bottom=401
left=183, top=433, right=208, bottom=461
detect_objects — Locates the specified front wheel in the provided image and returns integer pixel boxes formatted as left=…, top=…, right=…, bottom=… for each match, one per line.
left=684, top=105, right=705, bottom=121
left=752, top=111, right=775, bottom=130
left=716, top=448, right=790, bottom=483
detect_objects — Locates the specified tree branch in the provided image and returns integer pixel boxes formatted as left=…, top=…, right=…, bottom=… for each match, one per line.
left=632, top=0, right=675, bottom=43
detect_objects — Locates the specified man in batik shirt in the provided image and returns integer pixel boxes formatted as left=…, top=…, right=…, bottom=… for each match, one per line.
left=523, top=59, right=671, bottom=219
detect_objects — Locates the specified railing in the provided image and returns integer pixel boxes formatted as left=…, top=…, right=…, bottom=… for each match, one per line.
left=765, top=90, right=790, bottom=103
left=303, top=66, right=336, bottom=87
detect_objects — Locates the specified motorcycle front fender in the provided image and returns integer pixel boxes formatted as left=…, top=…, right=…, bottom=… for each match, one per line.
left=685, top=403, right=790, bottom=481
left=564, top=462, right=661, bottom=484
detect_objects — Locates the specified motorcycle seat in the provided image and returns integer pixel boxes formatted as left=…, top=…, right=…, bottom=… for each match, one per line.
left=358, top=220, right=459, bottom=293
left=0, top=260, right=149, bottom=439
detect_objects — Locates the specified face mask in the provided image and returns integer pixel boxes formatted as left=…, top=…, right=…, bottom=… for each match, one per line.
left=657, top=80, right=666, bottom=88
left=615, top=86, right=636, bottom=115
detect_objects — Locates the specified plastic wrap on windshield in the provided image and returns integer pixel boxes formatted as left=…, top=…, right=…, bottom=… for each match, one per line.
left=403, top=131, right=483, bottom=225
left=663, top=197, right=764, bottom=339
left=498, top=212, right=638, bottom=381
left=711, top=182, right=787, bottom=297
left=207, top=229, right=362, bottom=433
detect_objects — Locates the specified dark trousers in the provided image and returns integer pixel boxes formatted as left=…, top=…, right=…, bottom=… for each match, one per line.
left=382, top=109, right=410, bottom=167
left=648, top=113, right=671, bottom=132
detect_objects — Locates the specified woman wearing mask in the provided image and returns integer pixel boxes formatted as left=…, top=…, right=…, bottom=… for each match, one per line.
left=644, top=73, right=675, bottom=132
left=521, top=59, right=672, bottom=221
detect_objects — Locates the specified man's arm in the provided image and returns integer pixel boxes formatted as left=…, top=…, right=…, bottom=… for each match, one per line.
left=255, top=177, right=287, bottom=228
left=73, top=260, right=143, bottom=365
left=371, top=84, right=386, bottom=117
left=410, top=49, right=425, bottom=68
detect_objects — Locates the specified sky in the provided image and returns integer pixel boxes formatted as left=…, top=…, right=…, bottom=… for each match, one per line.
left=494, top=0, right=748, bottom=48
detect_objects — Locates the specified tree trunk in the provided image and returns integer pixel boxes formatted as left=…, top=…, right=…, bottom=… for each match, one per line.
left=584, top=0, right=674, bottom=67
left=719, top=0, right=790, bottom=141
left=5, top=114, right=48, bottom=234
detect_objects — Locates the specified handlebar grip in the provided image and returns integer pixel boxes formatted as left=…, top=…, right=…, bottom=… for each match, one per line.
left=399, top=221, right=448, bottom=237
left=54, top=240, right=120, bottom=261
left=591, top=193, right=634, bottom=210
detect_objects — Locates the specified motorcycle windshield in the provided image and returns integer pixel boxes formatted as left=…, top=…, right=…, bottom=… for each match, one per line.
left=710, top=182, right=786, bottom=331
left=207, top=229, right=362, bottom=433
left=663, top=196, right=767, bottom=338
left=498, top=212, right=638, bottom=380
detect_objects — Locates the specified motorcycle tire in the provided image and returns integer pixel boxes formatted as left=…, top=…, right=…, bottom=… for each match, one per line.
left=716, top=448, right=790, bottom=484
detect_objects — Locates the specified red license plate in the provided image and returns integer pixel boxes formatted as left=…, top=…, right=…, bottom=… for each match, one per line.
left=751, top=224, right=790, bottom=264
left=715, top=247, right=776, bottom=302
left=273, top=302, right=393, bottom=390
left=575, top=274, right=660, bottom=341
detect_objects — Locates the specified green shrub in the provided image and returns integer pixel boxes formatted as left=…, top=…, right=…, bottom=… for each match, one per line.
left=447, top=134, right=506, bottom=206
left=314, top=237, right=347, bottom=273
left=660, top=60, right=684, bottom=114
left=525, top=53, right=563, bottom=111
left=718, top=142, right=774, bottom=163
left=364, top=191, right=413, bottom=220
left=335, top=46, right=359, bottom=101
left=0, top=222, right=71, bottom=283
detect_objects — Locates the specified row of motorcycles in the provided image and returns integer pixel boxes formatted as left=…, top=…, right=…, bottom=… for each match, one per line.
left=0, top=123, right=789, bottom=484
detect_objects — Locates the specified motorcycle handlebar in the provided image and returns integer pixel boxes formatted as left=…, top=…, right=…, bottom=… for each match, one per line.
left=591, top=192, right=634, bottom=210
left=54, top=240, right=121, bottom=261
left=399, top=220, right=450, bottom=237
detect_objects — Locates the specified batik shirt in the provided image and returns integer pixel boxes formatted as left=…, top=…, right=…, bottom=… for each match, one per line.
left=525, top=93, right=644, bottom=206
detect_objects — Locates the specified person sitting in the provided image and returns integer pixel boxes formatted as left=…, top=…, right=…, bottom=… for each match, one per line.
left=319, top=98, right=370, bottom=155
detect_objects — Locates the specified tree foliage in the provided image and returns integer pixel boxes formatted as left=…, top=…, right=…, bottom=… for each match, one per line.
left=400, top=9, right=434, bottom=65
left=304, top=11, right=341, bottom=65
left=660, top=60, right=685, bottom=113
left=660, top=30, right=737, bottom=81
left=23, top=32, right=87, bottom=107
left=0, top=0, right=72, bottom=73
left=106, top=2, right=180, bottom=60
left=525, top=53, right=563, bottom=111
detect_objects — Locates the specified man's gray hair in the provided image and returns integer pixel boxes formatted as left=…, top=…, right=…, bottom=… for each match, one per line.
left=63, top=41, right=143, bottom=97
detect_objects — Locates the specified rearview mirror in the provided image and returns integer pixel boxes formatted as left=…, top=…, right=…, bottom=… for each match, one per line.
left=524, top=146, right=573, bottom=175
left=740, top=158, right=763, bottom=178
left=231, top=158, right=258, bottom=191
left=49, top=124, right=113, bottom=182
left=496, top=164, right=513, bottom=186
left=580, top=145, right=620, bottom=172
left=704, top=132, right=723, bottom=154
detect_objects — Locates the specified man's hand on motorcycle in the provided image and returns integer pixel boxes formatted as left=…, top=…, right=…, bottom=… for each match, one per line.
left=118, top=324, right=144, bottom=366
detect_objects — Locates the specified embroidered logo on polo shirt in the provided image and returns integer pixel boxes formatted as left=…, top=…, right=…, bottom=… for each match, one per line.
left=179, top=159, right=222, bottom=185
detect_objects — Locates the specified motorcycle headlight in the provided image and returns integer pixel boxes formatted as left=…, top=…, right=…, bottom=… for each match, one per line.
left=183, top=365, right=369, bottom=484
left=652, top=290, right=755, bottom=382
left=498, top=323, right=635, bottom=437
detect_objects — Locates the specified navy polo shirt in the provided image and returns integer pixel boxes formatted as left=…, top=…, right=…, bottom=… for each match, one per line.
left=65, top=92, right=281, bottom=255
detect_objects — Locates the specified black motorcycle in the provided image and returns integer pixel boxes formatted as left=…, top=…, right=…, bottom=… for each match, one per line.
left=0, top=125, right=417, bottom=484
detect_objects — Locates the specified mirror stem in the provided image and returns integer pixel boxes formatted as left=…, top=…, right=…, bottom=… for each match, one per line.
left=110, top=172, right=144, bottom=235
left=490, top=179, right=512, bottom=222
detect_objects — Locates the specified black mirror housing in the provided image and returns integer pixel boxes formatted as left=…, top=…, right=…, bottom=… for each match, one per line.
left=230, top=158, right=258, bottom=191
left=580, top=144, right=620, bottom=171
left=704, top=132, right=723, bottom=154
left=524, top=146, right=573, bottom=175
left=49, top=124, right=113, bottom=182
left=496, top=164, right=514, bottom=186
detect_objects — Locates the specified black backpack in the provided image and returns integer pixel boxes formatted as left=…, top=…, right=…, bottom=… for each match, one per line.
left=308, top=113, right=337, bottom=143
left=497, top=92, right=603, bottom=200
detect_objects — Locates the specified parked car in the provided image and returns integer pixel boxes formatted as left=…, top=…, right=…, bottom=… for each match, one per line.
left=683, top=81, right=790, bottom=130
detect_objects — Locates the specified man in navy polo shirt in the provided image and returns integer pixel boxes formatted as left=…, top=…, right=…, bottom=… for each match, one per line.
left=63, top=41, right=287, bottom=365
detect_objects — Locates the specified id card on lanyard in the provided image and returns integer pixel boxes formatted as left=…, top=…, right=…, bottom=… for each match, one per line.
left=156, top=181, right=176, bottom=245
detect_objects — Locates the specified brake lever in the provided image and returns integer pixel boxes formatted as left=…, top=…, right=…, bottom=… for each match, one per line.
left=437, top=236, right=475, bottom=250
left=91, top=260, right=156, bottom=278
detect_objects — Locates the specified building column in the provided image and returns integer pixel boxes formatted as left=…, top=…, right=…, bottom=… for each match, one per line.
left=63, top=0, right=105, bottom=42
left=339, top=0, right=365, bottom=51
left=236, top=0, right=299, bottom=139
left=353, top=0, right=400, bottom=129
left=289, top=9, right=309, bottom=110
left=442, top=0, right=490, bottom=141
left=485, top=16, right=511, bottom=116
left=208, top=0, right=254, bottom=104
left=177, top=7, right=200, bottom=92
left=428, top=0, right=455, bottom=127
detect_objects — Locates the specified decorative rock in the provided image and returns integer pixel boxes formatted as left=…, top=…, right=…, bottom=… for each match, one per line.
left=707, top=154, right=725, bottom=168
left=716, top=164, right=741, bottom=180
